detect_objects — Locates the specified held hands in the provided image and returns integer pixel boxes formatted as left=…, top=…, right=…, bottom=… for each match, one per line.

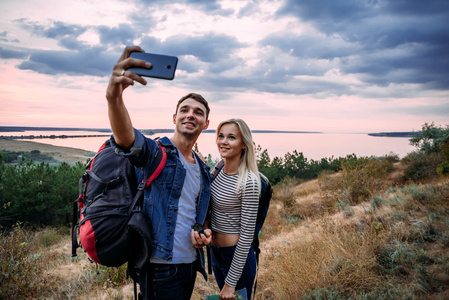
left=190, top=228, right=212, bottom=248
left=106, top=46, right=152, bottom=101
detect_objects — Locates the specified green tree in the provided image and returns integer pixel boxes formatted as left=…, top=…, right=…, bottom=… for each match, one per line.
left=0, top=159, right=85, bottom=228
left=408, top=122, right=449, bottom=176
left=410, top=122, right=449, bottom=154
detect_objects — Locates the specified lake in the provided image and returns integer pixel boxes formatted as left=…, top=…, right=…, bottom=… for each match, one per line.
left=2, top=130, right=416, bottom=161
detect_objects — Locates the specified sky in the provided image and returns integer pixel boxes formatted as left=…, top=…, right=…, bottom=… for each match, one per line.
left=0, top=0, right=448, bottom=133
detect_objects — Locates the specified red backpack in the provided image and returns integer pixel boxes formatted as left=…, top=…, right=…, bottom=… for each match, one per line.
left=71, top=138, right=166, bottom=269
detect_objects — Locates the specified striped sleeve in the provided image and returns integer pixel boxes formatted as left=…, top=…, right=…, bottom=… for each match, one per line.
left=225, top=172, right=259, bottom=287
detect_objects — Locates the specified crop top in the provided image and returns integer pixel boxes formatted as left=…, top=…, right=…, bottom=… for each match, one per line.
left=210, top=169, right=259, bottom=287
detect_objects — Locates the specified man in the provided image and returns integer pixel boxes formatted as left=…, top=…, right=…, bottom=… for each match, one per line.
left=106, top=46, right=212, bottom=299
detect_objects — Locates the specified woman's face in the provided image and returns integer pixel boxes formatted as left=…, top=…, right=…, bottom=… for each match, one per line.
left=216, top=123, right=245, bottom=160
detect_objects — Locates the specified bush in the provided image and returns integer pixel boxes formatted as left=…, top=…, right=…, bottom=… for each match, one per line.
left=319, top=156, right=396, bottom=206
left=0, top=223, right=40, bottom=299
left=256, top=146, right=356, bottom=185
left=408, top=122, right=449, bottom=179
left=409, top=122, right=449, bottom=155
left=402, top=152, right=441, bottom=182
left=437, top=160, right=449, bottom=176
left=276, top=176, right=298, bottom=208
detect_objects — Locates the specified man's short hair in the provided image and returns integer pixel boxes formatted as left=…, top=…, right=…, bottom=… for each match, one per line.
left=176, top=93, right=210, bottom=120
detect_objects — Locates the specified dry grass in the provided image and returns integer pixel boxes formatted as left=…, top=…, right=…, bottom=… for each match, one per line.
left=252, top=163, right=449, bottom=299
left=258, top=219, right=389, bottom=299
left=2, top=164, right=449, bottom=299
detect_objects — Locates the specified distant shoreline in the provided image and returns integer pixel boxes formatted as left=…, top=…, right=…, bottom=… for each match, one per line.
left=0, top=126, right=321, bottom=138
left=0, top=126, right=419, bottom=138
left=0, top=134, right=111, bottom=140
left=368, top=132, right=418, bottom=138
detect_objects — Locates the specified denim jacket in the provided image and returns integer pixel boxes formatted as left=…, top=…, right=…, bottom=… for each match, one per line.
left=112, top=129, right=211, bottom=279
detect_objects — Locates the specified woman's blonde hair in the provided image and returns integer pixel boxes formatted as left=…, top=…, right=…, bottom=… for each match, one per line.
left=216, top=118, right=261, bottom=194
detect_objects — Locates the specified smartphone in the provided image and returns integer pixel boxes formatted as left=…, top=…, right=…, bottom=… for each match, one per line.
left=127, top=52, right=178, bottom=80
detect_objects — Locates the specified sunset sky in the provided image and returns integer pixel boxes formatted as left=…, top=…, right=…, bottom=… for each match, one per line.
left=1, top=0, right=448, bottom=133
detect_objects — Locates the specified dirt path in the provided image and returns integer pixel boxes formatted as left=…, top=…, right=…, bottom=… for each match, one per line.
left=0, top=139, right=93, bottom=164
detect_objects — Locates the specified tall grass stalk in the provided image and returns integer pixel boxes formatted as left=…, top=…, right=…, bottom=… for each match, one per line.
left=258, top=218, right=388, bottom=299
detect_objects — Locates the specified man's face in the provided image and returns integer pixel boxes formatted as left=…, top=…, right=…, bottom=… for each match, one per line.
left=173, top=98, right=209, bottom=138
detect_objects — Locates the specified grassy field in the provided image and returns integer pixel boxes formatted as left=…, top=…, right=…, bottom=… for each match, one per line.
left=1, top=130, right=449, bottom=299
left=2, top=158, right=449, bottom=299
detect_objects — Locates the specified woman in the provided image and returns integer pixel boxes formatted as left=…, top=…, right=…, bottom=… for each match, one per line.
left=209, top=118, right=261, bottom=300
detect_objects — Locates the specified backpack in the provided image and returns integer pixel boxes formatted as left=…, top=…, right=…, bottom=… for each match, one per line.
left=71, top=137, right=166, bottom=294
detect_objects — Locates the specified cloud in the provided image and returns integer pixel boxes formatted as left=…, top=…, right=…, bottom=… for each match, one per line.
left=97, top=24, right=138, bottom=46
left=140, top=33, right=246, bottom=63
left=17, top=46, right=115, bottom=76
left=17, top=19, right=87, bottom=40
left=262, top=32, right=355, bottom=61
left=137, top=0, right=234, bottom=15
left=2, top=0, right=449, bottom=98
left=276, top=0, right=449, bottom=90
left=0, top=46, right=29, bottom=59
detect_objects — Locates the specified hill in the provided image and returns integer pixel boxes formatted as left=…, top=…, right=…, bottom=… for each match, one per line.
left=0, top=139, right=93, bottom=164
left=2, top=120, right=449, bottom=299
left=3, top=158, right=448, bottom=299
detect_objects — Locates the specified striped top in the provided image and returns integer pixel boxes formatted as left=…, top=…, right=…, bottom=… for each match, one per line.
left=210, top=169, right=259, bottom=287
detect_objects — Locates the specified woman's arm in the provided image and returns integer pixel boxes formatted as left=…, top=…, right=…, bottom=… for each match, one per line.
left=224, top=173, right=259, bottom=288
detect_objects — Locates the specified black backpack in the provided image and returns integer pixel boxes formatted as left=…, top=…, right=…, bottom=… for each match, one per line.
left=71, top=137, right=167, bottom=296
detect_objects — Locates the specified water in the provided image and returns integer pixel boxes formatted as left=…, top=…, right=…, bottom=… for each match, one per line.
left=2, top=130, right=416, bottom=161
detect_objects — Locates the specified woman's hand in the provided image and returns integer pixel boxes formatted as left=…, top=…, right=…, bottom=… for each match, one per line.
left=219, top=284, right=236, bottom=300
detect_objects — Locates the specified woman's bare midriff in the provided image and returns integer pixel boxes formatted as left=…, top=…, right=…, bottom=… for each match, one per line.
left=212, top=231, right=240, bottom=247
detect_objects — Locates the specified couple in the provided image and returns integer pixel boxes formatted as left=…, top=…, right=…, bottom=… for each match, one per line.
left=106, top=46, right=260, bottom=300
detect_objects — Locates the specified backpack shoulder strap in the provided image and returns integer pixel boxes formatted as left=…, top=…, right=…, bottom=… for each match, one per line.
left=213, top=159, right=225, bottom=179
left=156, top=136, right=176, bottom=149
left=129, top=141, right=167, bottom=215
left=142, top=142, right=167, bottom=189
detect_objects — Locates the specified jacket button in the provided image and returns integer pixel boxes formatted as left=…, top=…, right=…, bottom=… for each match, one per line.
left=178, top=186, right=181, bottom=189
left=170, top=231, right=173, bottom=235
left=174, top=207, right=178, bottom=211
left=168, top=256, right=172, bottom=261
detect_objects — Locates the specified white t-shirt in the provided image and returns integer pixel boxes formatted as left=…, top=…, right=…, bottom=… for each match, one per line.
left=150, top=150, right=200, bottom=264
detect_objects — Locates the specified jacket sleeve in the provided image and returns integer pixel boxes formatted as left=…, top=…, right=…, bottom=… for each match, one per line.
left=110, top=128, right=158, bottom=168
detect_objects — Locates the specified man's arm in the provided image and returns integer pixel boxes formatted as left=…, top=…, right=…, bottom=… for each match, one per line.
left=106, top=46, right=152, bottom=148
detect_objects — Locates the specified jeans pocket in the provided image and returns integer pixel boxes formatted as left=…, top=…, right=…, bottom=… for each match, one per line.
left=152, top=265, right=177, bottom=282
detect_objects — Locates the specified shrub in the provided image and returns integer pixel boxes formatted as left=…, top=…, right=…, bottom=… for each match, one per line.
left=319, top=156, right=395, bottom=206
left=402, top=152, right=441, bottom=182
left=408, top=122, right=449, bottom=179
left=273, top=176, right=297, bottom=208
left=437, top=160, right=449, bottom=176
left=0, top=223, right=40, bottom=299
left=409, top=122, right=449, bottom=154
left=371, top=196, right=384, bottom=211
left=93, top=264, right=131, bottom=288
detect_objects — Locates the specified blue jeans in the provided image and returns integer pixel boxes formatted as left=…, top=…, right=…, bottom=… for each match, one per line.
left=138, top=262, right=197, bottom=300
left=210, top=244, right=257, bottom=299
